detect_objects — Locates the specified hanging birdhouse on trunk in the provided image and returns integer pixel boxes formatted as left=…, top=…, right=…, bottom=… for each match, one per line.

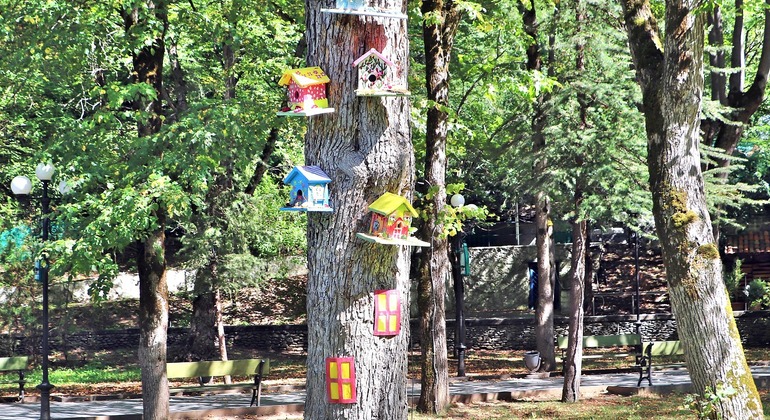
left=321, top=0, right=407, bottom=19
left=277, top=67, right=335, bottom=116
left=280, top=165, right=334, bottom=212
left=356, top=192, right=429, bottom=247
left=352, top=49, right=410, bottom=97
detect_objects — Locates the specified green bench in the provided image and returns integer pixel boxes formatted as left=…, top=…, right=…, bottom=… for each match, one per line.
left=637, top=340, right=684, bottom=386
left=557, top=334, right=647, bottom=385
left=0, top=356, right=29, bottom=402
left=166, top=359, right=270, bottom=406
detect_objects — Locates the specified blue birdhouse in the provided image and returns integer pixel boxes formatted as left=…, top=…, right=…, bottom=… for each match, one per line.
left=280, top=166, right=333, bottom=213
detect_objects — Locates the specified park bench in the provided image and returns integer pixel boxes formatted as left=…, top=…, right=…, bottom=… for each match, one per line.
left=166, top=358, right=269, bottom=406
left=557, top=334, right=646, bottom=385
left=637, top=340, right=684, bottom=386
left=0, top=356, right=29, bottom=402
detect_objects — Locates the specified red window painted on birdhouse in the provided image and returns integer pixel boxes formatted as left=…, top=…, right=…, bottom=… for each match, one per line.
left=374, top=289, right=401, bottom=336
left=326, top=357, right=357, bottom=404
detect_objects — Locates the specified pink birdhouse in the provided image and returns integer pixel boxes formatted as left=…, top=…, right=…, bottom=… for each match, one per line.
left=352, top=49, right=410, bottom=97
left=277, top=67, right=335, bottom=116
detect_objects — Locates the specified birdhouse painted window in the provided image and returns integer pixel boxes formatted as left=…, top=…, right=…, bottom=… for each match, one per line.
left=326, top=357, right=357, bottom=404
left=280, top=166, right=333, bottom=212
left=352, top=49, right=410, bottom=97
left=277, top=67, right=335, bottom=116
left=374, top=289, right=401, bottom=336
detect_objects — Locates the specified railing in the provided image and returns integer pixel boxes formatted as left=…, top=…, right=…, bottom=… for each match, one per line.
left=589, top=290, right=670, bottom=315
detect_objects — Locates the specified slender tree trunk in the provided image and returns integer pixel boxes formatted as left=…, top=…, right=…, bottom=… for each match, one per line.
left=415, top=0, right=462, bottom=412
left=562, top=1, right=588, bottom=400
left=303, top=1, right=412, bottom=418
left=562, top=192, right=587, bottom=402
left=123, top=3, right=170, bottom=418
left=187, top=19, right=242, bottom=367
left=622, top=1, right=762, bottom=417
left=519, top=0, right=557, bottom=371
left=137, top=230, right=170, bottom=420
left=534, top=193, right=555, bottom=371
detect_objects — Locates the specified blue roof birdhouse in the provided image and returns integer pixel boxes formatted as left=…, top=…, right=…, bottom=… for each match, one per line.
left=280, top=166, right=334, bottom=213
left=321, top=0, right=407, bottom=19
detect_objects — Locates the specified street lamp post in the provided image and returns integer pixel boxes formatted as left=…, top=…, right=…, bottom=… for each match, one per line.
left=634, top=229, right=641, bottom=336
left=450, top=194, right=467, bottom=377
left=11, top=163, right=57, bottom=420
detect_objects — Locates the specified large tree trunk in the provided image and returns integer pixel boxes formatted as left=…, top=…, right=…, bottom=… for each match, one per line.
left=124, top=3, right=170, bottom=418
left=303, top=1, right=412, bottom=418
left=414, top=0, right=462, bottom=413
left=137, top=231, right=170, bottom=420
left=187, top=265, right=225, bottom=362
left=621, top=1, right=762, bottom=417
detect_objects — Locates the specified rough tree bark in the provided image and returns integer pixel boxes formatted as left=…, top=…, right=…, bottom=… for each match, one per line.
left=414, top=0, right=462, bottom=413
left=123, top=2, right=171, bottom=418
left=303, top=1, right=413, bottom=418
left=621, top=0, right=763, bottom=417
left=137, top=230, right=170, bottom=420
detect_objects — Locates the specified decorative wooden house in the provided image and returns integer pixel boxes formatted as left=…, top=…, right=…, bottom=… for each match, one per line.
left=356, top=192, right=429, bottom=247
left=280, top=165, right=333, bottom=212
left=352, top=49, right=410, bottom=96
left=321, top=0, right=407, bottom=19
left=277, top=67, right=335, bottom=116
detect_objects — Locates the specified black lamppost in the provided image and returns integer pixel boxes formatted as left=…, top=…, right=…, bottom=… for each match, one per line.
left=633, top=227, right=641, bottom=335
left=450, top=194, right=475, bottom=377
left=11, top=163, right=62, bottom=420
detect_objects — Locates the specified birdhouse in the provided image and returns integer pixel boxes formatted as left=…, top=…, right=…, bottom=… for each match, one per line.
left=277, top=67, right=335, bottom=116
left=352, top=49, right=410, bottom=97
left=356, top=192, right=430, bottom=247
left=280, top=166, right=333, bottom=212
left=373, top=289, right=401, bottom=336
left=321, top=0, right=407, bottom=19
left=326, top=357, right=357, bottom=404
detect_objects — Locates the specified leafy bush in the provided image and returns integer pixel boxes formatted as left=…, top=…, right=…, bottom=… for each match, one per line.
left=747, top=279, right=769, bottom=309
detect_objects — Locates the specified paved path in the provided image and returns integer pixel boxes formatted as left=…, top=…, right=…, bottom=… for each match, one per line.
left=3, top=366, right=769, bottom=419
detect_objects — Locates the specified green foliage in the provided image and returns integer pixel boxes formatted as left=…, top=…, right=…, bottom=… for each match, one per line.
left=683, top=384, right=738, bottom=420
left=723, top=259, right=745, bottom=301
left=747, top=278, right=769, bottom=309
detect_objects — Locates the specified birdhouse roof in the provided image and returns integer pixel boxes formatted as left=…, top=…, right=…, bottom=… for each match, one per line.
left=278, top=67, right=331, bottom=88
left=368, top=192, right=418, bottom=217
left=283, top=165, right=332, bottom=184
left=352, top=49, right=396, bottom=68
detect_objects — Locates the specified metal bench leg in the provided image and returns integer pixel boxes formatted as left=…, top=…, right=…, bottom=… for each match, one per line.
left=250, top=360, right=265, bottom=407
left=18, top=371, right=25, bottom=403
